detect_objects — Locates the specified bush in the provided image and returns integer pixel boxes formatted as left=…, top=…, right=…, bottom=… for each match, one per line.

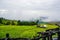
left=5, top=21, right=11, bottom=25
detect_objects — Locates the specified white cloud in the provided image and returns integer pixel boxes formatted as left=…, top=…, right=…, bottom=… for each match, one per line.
left=2, top=0, right=55, bottom=10
left=0, top=9, right=8, bottom=14
left=0, top=9, right=8, bottom=12
left=0, top=0, right=60, bottom=21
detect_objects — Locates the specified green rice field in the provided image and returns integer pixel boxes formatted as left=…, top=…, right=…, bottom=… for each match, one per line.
left=0, top=24, right=58, bottom=38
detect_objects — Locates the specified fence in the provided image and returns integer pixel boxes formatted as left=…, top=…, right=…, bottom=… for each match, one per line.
left=32, top=28, right=60, bottom=40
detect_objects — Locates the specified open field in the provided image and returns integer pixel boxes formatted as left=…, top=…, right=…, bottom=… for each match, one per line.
left=0, top=24, right=58, bottom=38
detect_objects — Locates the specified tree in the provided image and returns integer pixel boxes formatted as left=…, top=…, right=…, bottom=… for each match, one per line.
left=0, top=18, right=3, bottom=24
left=5, top=21, right=11, bottom=25
left=36, top=20, right=39, bottom=25
left=17, top=20, right=21, bottom=25
left=0, top=18, right=2, bottom=24
left=36, top=16, right=48, bottom=27
left=11, top=21, right=15, bottom=25
left=36, top=20, right=40, bottom=27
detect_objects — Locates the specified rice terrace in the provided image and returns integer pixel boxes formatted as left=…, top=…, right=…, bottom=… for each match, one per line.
left=0, top=17, right=60, bottom=40
left=0, top=25, right=58, bottom=38
left=0, top=0, right=60, bottom=40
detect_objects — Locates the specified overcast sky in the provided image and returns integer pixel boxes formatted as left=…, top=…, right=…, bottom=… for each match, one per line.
left=0, top=0, right=60, bottom=21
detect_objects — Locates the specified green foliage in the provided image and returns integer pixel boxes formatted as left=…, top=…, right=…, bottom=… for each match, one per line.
left=17, top=20, right=21, bottom=25
left=17, top=21, right=37, bottom=25
left=0, top=17, right=17, bottom=25
left=0, top=17, right=37, bottom=25
left=36, top=20, right=39, bottom=24
left=5, top=21, right=11, bottom=25
left=11, top=21, right=15, bottom=25
left=0, top=18, right=3, bottom=24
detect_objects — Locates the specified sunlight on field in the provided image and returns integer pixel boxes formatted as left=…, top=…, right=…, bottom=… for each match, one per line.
left=0, top=24, right=58, bottom=38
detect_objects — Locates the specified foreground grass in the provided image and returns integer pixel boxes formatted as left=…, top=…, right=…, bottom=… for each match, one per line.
left=0, top=24, right=58, bottom=38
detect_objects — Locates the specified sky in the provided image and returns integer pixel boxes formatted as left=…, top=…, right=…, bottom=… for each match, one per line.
left=0, top=0, right=60, bottom=21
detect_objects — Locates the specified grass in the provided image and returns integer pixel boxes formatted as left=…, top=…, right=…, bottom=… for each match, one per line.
left=0, top=24, right=58, bottom=38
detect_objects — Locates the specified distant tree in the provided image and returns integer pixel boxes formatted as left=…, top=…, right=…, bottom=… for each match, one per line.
left=0, top=18, right=4, bottom=24
left=11, top=21, right=15, bottom=25
left=17, top=20, right=21, bottom=25
left=0, top=19, right=2, bottom=24
left=5, top=21, right=11, bottom=25
left=36, top=20, right=40, bottom=27
left=36, top=20, right=39, bottom=25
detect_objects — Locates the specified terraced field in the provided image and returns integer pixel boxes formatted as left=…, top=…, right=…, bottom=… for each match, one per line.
left=0, top=24, right=58, bottom=38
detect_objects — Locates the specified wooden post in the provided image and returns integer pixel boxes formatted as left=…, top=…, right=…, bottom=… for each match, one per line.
left=57, top=30, right=60, bottom=40
left=46, top=33, right=50, bottom=40
left=46, top=30, right=53, bottom=40
left=5, top=33, right=10, bottom=40
left=6, top=33, right=9, bottom=38
left=42, top=32, right=46, bottom=40
left=46, top=30, right=50, bottom=40
left=48, top=34, right=52, bottom=40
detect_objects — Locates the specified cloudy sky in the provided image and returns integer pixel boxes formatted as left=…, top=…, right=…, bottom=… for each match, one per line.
left=0, top=0, right=60, bottom=21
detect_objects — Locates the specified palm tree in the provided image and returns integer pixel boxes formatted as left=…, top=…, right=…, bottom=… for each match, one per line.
left=37, top=16, right=48, bottom=27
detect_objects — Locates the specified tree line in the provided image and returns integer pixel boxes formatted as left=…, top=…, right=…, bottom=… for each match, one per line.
left=0, top=17, right=38, bottom=25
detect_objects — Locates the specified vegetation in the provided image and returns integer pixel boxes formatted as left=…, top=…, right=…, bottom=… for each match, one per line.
left=0, top=17, right=58, bottom=38
left=0, top=24, right=58, bottom=38
left=0, top=17, right=37, bottom=25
